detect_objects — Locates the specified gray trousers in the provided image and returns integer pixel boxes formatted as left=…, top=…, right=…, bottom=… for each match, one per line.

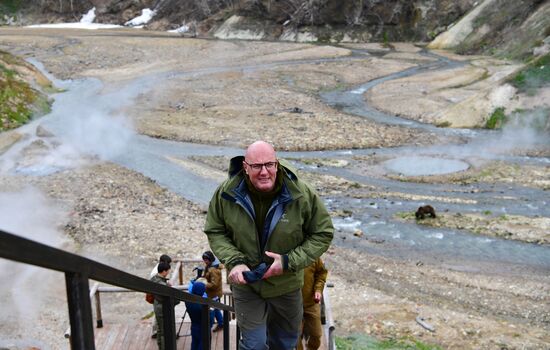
left=233, top=287, right=303, bottom=350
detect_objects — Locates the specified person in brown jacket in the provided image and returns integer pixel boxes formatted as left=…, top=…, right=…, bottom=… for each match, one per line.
left=298, top=257, right=328, bottom=350
left=202, top=250, right=224, bottom=332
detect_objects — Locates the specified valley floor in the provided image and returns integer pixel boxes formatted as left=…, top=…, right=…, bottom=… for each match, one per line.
left=0, top=27, right=548, bottom=349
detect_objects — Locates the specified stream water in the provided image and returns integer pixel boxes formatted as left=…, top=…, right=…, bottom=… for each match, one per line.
left=2, top=46, right=549, bottom=275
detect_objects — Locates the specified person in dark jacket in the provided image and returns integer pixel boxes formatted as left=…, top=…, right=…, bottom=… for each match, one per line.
left=150, top=254, right=172, bottom=338
left=185, top=281, right=209, bottom=350
left=150, top=261, right=171, bottom=350
left=204, top=140, right=334, bottom=350
left=202, top=250, right=224, bottom=332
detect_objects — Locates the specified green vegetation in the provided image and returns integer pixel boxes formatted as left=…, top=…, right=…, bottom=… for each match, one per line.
left=395, top=212, right=415, bottom=220
left=0, top=51, right=52, bottom=132
left=482, top=210, right=492, bottom=216
left=381, top=32, right=395, bottom=49
left=336, top=334, right=442, bottom=350
left=0, top=0, right=21, bottom=16
left=435, top=121, right=451, bottom=128
left=510, top=54, right=550, bottom=95
left=485, top=107, right=507, bottom=129
left=0, top=63, right=33, bottom=131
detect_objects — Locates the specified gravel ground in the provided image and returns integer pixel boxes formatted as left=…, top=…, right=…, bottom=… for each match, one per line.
left=0, top=28, right=549, bottom=350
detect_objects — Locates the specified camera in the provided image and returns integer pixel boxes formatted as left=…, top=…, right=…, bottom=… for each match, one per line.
left=192, top=266, right=204, bottom=281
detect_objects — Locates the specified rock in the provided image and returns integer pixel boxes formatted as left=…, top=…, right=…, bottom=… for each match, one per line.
left=288, top=107, right=303, bottom=114
left=36, top=125, right=54, bottom=137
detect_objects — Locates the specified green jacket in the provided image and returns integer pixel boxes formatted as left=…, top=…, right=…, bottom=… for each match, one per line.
left=150, top=273, right=169, bottom=315
left=204, top=156, right=334, bottom=298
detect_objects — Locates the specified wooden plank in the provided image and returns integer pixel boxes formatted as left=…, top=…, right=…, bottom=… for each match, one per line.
left=95, top=320, right=238, bottom=350
left=176, top=322, right=192, bottom=350
left=123, top=322, right=150, bottom=349
left=97, top=324, right=121, bottom=350
left=110, top=324, right=129, bottom=349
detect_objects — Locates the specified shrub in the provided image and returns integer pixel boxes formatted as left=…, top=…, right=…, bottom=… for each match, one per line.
left=486, top=107, right=507, bottom=129
left=510, top=54, right=550, bottom=95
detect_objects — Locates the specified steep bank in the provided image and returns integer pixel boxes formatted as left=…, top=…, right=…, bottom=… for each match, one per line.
left=5, top=0, right=475, bottom=43
left=0, top=50, right=53, bottom=132
left=428, top=0, right=550, bottom=60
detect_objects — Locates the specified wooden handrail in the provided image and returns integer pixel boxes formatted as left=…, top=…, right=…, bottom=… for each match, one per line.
left=65, top=259, right=233, bottom=339
left=0, top=229, right=234, bottom=350
left=322, top=286, right=336, bottom=350
left=64, top=282, right=100, bottom=338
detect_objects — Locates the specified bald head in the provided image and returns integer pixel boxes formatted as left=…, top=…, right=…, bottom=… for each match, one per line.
left=243, top=141, right=278, bottom=192
left=245, top=141, right=276, bottom=160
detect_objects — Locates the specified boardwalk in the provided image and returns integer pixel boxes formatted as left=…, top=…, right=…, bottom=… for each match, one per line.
left=94, top=318, right=237, bottom=350
left=94, top=314, right=329, bottom=350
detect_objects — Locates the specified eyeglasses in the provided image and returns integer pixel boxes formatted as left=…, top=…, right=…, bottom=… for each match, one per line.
left=244, top=160, right=278, bottom=172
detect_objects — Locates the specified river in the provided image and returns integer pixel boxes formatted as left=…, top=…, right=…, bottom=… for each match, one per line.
left=3, top=43, right=549, bottom=277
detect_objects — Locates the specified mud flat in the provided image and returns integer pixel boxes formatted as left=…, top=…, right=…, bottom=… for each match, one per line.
left=0, top=27, right=549, bottom=349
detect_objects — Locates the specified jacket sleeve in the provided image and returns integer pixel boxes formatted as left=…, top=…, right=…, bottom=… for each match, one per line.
left=287, top=184, right=334, bottom=271
left=204, top=186, right=248, bottom=271
left=206, top=268, right=222, bottom=290
left=313, top=259, right=328, bottom=293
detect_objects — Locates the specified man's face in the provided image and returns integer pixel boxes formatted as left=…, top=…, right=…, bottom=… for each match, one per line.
left=203, top=258, right=211, bottom=267
left=244, top=157, right=278, bottom=192
left=244, top=141, right=278, bottom=192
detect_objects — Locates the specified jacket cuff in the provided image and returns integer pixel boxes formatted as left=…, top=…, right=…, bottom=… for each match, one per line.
left=229, top=259, right=247, bottom=270
left=282, top=254, right=289, bottom=271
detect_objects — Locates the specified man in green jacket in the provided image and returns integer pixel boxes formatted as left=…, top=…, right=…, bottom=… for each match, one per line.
left=204, top=140, right=334, bottom=350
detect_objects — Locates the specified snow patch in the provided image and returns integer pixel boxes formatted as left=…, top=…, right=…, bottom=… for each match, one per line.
left=125, top=8, right=156, bottom=27
left=80, top=7, right=96, bottom=24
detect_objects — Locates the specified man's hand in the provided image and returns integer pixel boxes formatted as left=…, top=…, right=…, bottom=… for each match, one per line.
left=314, top=291, right=322, bottom=304
left=228, top=264, right=250, bottom=285
left=262, top=251, right=284, bottom=279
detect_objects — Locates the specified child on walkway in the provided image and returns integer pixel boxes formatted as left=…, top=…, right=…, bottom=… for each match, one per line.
left=185, top=281, right=210, bottom=350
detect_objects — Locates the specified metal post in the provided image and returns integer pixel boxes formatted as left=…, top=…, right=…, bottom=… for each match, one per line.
left=178, top=262, right=183, bottom=285
left=201, top=304, right=211, bottom=349
left=65, top=272, right=95, bottom=350
left=223, top=309, right=230, bottom=350
left=236, top=324, right=241, bottom=350
left=162, top=296, right=177, bottom=350
left=95, top=290, right=103, bottom=328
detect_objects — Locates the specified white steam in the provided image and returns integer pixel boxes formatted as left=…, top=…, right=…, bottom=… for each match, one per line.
left=0, top=187, right=67, bottom=332
left=0, top=61, right=153, bottom=347
left=498, top=109, right=550, bottom=152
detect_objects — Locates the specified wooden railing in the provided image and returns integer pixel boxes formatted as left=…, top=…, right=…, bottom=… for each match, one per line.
left=322, top=285, right=336, bottom=350
left=0, top=229, right=235, bottom=350
left=63, top=259, right=234, bottom=338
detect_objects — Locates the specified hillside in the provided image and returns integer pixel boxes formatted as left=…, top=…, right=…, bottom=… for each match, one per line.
left=3, top=0, right=474, bottom=42
left=3, top=1, right=548, bottom=59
